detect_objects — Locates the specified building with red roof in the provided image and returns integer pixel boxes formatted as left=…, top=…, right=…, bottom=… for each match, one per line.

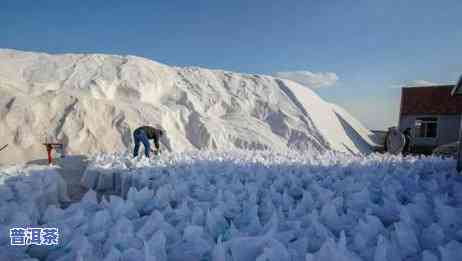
left=399, top=84, right=462, bottom=153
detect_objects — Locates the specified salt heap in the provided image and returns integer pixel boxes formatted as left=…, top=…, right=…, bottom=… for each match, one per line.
left=0, top=49, right=378, bottom=165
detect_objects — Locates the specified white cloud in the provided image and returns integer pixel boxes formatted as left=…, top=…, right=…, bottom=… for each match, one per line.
left=274, top=71, right=338, bottom=89
left=390, top=80, right=438, bottom=88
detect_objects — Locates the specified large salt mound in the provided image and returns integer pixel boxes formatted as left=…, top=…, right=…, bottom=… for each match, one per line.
left=0, top=49, right=378, bottom=164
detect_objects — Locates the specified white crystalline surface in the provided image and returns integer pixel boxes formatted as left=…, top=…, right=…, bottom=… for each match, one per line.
left=0, top=165, right=68, bottom=260
left=0, top=49, right=378, bottom=165
left=3, top=150, right=462, bottom=261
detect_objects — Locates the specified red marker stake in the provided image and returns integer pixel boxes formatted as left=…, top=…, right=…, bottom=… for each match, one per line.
left=46, top=144, right=53, bottom=165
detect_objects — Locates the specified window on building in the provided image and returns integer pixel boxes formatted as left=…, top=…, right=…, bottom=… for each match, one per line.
left=414, top=117, right=438, bottom=138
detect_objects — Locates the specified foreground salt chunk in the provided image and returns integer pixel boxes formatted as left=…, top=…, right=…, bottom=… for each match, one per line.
left=393, top=220, right=420, bottom=258
left=374, top=235, right=402, bottom=261
left=306, top=231, right=362, bottom=261
left=439, top=240, right=462, bottom=261
left=103, top=247, right=123, bottom=261
left=421, top=223, right=445, bottom=251
left=212, top=236, right=228, bottom=261
left=169, top=225, right=212, bottom=261
left=144, top=230, right=167, bottom=261
left=422, top=250, right=439, bottom=261
left=256, top=239, right=290, bottom=261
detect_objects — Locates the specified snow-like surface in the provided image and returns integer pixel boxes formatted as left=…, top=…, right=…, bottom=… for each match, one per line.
left=0, top=49, right=378, bottom=165
left=0, top=165, right=69, bottom=259
left=3, top=150, right=462, bottom=260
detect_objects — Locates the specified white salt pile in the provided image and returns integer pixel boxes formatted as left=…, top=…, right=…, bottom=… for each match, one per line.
left=0, top=49, right=378, bottom=165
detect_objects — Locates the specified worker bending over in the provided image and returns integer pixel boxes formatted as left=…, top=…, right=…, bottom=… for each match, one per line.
left=133, top=126, right=164, bottom=158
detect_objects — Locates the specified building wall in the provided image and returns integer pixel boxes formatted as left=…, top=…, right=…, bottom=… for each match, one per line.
left=399, top=114, right=461, bottom=150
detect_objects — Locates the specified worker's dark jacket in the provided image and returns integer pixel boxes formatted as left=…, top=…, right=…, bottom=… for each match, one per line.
left=135, top=126, right=162, bottom=150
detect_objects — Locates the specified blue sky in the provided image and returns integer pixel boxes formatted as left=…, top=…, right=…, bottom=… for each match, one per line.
left=1, top=0, right=461, bottom=129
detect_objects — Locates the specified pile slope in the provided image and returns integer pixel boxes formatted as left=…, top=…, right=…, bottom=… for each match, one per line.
left=0, top=49, right=377, bottom=164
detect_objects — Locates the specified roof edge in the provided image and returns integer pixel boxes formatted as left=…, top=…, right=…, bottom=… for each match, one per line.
left=402, top=84, right=454, bottom=89
left=451, top=75, right=462, bottom=96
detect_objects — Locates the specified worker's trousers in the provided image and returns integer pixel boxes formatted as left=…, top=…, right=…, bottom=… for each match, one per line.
left=133, top=129, right=150, bottom=157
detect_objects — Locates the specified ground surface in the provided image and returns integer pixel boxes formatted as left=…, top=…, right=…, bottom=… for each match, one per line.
left=26, top=155, right=89, bottom=204
left=1, top=150, right=462, bottom=261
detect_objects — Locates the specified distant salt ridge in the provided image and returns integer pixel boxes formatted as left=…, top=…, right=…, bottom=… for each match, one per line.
left=0, top=49, right=378, bottom=164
